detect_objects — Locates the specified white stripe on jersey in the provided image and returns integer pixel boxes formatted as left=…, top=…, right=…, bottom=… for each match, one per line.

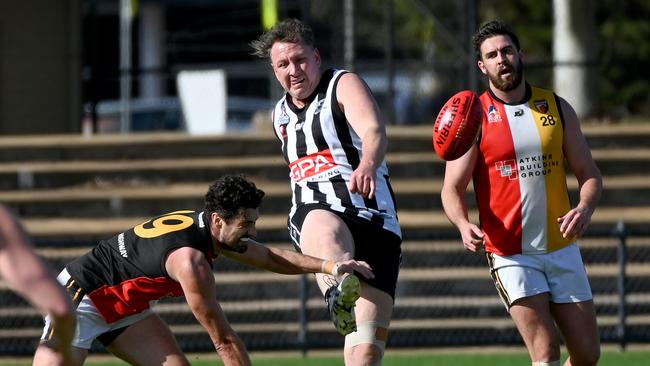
left=504, top=104, right=548, bottom=252
left=273, top=69, right=401, bottom=237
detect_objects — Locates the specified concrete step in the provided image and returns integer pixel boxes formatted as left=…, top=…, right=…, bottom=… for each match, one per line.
left=387, top=124, right=650, bottom=151
left=1, top=147, right=649, bottom=190
left=0, top=132, right=281, bottom=162
left=0, top=124, right=648, bottom=162
left=0, top=181, right=292, bottom=217
left=578, top=123, right=650, bottom=148
left=19, top=206, right=650, bottom=247
left=0, top=155, right=289, bottom=190
left=2, top=174, right=650, bottom=217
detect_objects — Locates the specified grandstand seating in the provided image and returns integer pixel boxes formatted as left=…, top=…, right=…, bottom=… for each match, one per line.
left=0, top=123, right=649, bottom=354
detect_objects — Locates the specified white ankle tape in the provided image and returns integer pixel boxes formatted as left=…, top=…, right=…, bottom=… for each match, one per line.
left=344, top=321, right=389, bottom=353
left=533, top=361, right=560, bottom=366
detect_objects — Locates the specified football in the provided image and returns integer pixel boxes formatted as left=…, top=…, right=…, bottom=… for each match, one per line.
left=432, top=90, right=483, bottom=161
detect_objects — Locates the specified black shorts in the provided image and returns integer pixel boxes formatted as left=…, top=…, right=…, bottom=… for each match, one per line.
left=288, top=203, right=402, bottom=299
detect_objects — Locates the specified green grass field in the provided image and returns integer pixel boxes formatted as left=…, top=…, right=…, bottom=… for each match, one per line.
left=2, top=349, right=649, bottom=366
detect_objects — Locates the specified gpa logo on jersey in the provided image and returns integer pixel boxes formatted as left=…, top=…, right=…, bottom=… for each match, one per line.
left=533, top=99, right=549, bottom=114
left=495, top=159, right=518, bottom=180
left=289, top=149, right=338, bottom=182
left=487, top=105, right=502, bottom=123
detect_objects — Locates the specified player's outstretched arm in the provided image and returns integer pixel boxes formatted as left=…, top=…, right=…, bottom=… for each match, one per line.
left=222, top=239, right=374, bottom=279
left=0, top=206, right=75, bottom=365
left=166, top=247, right=251, bottom=366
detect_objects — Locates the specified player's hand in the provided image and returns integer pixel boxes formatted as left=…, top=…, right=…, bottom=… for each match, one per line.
left=348, top=164, right=376, bottom=199
left=558, top=205, right=593, bottom=240
left=459, top=222, right=484, bottom=252
left=335, top=260, right=375, bottom=280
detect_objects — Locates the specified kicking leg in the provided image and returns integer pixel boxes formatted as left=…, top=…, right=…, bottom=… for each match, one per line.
left=298, top=208, right=395, bottom=365
left=298, top=209, right=359, bottom=335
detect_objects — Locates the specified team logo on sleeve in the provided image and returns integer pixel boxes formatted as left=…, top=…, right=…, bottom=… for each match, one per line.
left=289, top=149, right=339, bottom=182
left=487, top=105, right=502, bottom=123
left=278, top=103, right=290, bottom=139
left=533, top=99, right=549, bottom=114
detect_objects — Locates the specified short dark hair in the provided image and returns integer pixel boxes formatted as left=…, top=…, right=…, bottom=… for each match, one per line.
left=205, top=175, right=265, bottom=220
left=250, top=18, right=315, bottom=59
left=472, top=20, right=521, bottom=61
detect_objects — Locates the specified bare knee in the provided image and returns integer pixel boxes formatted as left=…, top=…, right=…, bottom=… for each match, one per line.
left=343, top=320, right=389, bottom=366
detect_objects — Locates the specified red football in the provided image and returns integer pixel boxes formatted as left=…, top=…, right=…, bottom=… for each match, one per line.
left=432, top=90, right=483, bottom=161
